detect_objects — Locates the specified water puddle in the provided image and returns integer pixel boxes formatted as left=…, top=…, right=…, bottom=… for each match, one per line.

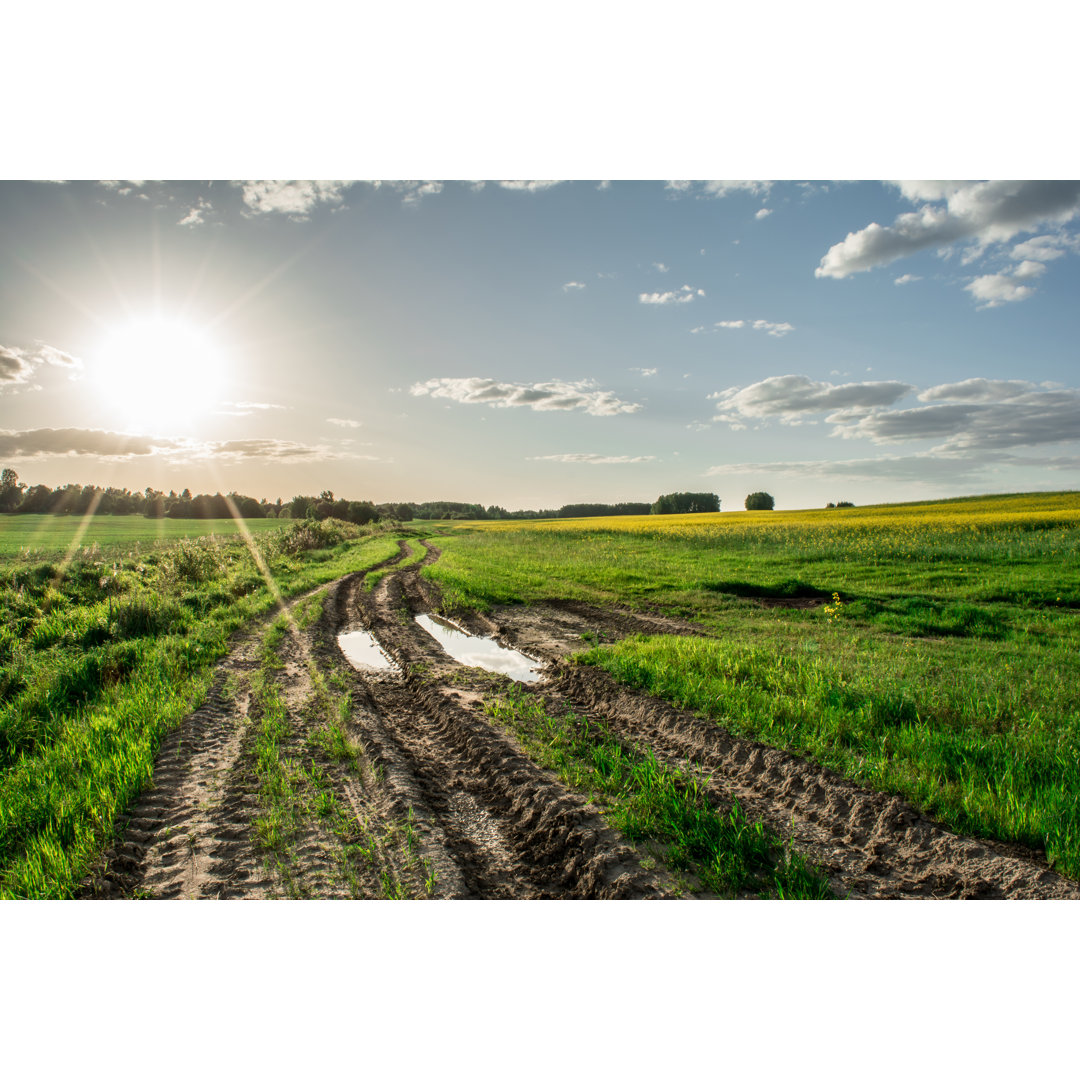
left=337, top=630, right=398, bottom=673
left=415, top=614, right=543, bottom=683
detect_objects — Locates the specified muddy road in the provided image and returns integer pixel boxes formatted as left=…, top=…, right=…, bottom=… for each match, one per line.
left=83, top=539, right=1079, bottom=899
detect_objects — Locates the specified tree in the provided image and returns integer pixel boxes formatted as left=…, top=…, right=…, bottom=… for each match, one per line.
left=651, top=492, right=720, bottom=514
left=744, top=491, right=775, bottom=510
left=0, top=468, right=24, bottom=512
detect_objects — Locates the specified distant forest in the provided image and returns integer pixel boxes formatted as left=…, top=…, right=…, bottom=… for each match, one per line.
left=0, top=469, right=720, bottom=522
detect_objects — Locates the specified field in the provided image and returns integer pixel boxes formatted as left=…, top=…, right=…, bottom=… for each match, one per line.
left=0, top=513, right=289, bottom=557
left=2, top=493, right=1078, bottom=898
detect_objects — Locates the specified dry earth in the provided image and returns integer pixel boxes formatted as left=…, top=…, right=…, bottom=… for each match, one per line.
left=82, top=539, right=1080, bottom=900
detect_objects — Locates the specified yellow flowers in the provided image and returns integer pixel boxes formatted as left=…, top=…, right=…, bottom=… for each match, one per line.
left=822, top=592, right=844, bottom=622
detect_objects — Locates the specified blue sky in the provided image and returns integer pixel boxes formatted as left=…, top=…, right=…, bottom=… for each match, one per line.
left=2, top=177, right=1078, bottom=510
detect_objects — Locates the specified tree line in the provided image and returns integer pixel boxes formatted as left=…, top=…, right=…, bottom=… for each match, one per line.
left=1, top=469, right=738, bottom=521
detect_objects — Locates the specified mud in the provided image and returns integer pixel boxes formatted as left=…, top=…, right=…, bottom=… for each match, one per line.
left=81, top=538, right=1079, bottom=900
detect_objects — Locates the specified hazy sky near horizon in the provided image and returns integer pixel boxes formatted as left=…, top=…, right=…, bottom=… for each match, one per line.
left=2, top=178, right=1079, bottom=511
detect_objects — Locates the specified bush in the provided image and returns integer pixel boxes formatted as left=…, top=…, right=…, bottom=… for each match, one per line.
left=744, top=492, right=775, bottom=511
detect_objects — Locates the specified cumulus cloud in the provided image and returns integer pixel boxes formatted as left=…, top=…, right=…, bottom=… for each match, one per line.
left=711, top=375, right=914, bottom=427
left=631, top=367, right=658, bottom=377
left=964, top=271, right=1039, bottom=308
left=711, top=373, right=1080, bottom=454
left=653, top=262, right=669, bottom=273
left=0, top=427, right=182, bottom=459
left=753, top=319, right=794, bottom=337
left=755, top=208, right=772, bottom=219
left=816, top=181, right=1080, bottom=285
left=496, top=181, right=564, bottom=192
left=234, top=180, right=353, bottom=218
left=562, top=281, right=586, bottom=292
left=1011, top=234, right=1076, bottom=261
left=0, top=342, right=81, bottom=390
left=666, top=181, right=773, bottom=198
left=0, top=347, right=36, bottom=387
left=410, top=377, right=641, bottom=416
left=697, top=319, right=794, bottom=337
left=327, top=417, right=362, bottom=428
left=530, top=453, right=656, bottom=464
left=833, top=381, right=1080, bottom=451
left=178, top=197, right=213, bottom=227
left=639, top=285, right=704, bottom=304
left=894, top=273, right=921, bottom=285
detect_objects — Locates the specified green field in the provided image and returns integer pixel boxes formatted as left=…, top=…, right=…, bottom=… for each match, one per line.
left=0, top=517, right=406, bottom=897
left=4, top=492, right=1079, bottom=897
left=0, top=513, right=289, bottom=557
left=424, top=492, right=1080, bottom=878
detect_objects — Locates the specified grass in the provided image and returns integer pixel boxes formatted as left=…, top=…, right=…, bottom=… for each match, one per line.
left=426, top=491, right=1080, bottom=879
left=0, top=513, right=289, bottom=557
left=249, top=609, right=431, bottom=899
left=0, top=518, right=407, bottom=898
left=485, top=686, right=831, bottom=898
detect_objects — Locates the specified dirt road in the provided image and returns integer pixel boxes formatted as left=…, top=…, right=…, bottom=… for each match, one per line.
left=83, top=539, right=1079, bottom=899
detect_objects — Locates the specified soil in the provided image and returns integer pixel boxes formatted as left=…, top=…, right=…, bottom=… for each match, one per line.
left=81, top=539, right=1080, bottom=900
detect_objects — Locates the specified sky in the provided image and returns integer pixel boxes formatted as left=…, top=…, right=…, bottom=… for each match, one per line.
left=2, top=177, right=1079, bottom=511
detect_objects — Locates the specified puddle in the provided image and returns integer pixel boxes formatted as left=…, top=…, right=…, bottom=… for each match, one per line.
left=337, top=630, right=398, bottom=673
left=415, top=614, right=543, bottom=683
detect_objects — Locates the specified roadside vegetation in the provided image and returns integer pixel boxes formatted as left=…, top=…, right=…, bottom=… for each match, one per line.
left=426, top=491, right=1080, bottom=878
left=0, top=517, right=410, bottom=898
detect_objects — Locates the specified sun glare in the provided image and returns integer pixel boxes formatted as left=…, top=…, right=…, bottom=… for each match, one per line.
left=94, top=317, right=227, bottom=431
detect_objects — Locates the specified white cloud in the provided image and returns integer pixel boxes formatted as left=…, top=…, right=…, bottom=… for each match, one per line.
left=496, top=180, right=564, bottom=193
left=752, top=319, right=794, bottom=337
left=666, top=181, right=773, bottom=199
left=653, top=262, right=670, bottom=273
left=562, top=281, right=586, bottom=292
left=755, top=208, right=772, bottom=219
left=234, top=180, right=353, bottom=219
left=178, top=197, right=213, bottom=227
left=631, top=367, right=658, bottom=377
left=0, top=342, right=81, bottom=391
left=816, top=181, right=1080, bottom=286
left=399, top=181, right=444, bottom=204
left=410, top=377, right=641, bottom=416
left=1011, top=234, right=1073, bottom=261
left=894, top=273, right=922, bottom=285
left=639, top=285, right=704, bottom=304
left=327, top=417, right=362, bottom=428
left=699, top=319, right=793, bottom=336
left=0, top=427, right=181, bottom=459
left=964, top=271, right=1038, bottom=308
left=832, top=381, right=1080, bottom=451
left=711, top=375, right=914, bottom=426
left=530, top=453, right=656, bottom=464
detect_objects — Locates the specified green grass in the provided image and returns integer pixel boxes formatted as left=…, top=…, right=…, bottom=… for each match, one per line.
left=0, top=518, right=405, bottom=898
left=485, top=686, right=831, bottom=898
left=0, top=513, right=289, bottom=557
left=426, top=493, right=1080, bottom=879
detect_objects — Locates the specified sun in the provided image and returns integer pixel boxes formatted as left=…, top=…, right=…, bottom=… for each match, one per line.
left=94, top=317, right=228, bottom=431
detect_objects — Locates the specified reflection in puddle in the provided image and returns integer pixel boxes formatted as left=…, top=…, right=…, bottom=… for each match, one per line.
left=415, top=614, right=542, bottom=683
left=337, top=630, right=397, bottom=672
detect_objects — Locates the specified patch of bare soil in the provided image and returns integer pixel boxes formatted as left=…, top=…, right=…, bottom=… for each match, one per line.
left=82, top=540, right=1077, bottom=899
